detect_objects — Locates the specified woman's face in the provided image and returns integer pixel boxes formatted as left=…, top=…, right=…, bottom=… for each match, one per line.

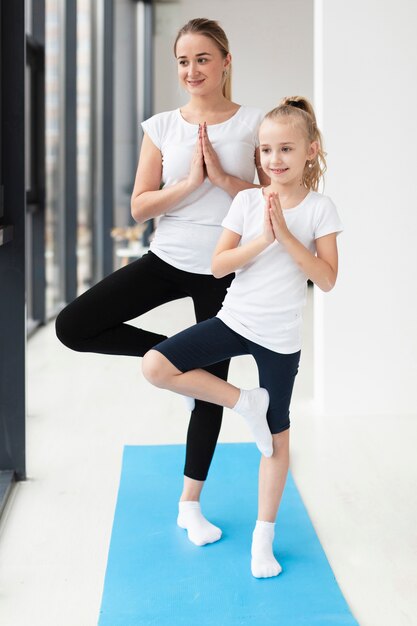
left=175, top=33, right=230, bottom=96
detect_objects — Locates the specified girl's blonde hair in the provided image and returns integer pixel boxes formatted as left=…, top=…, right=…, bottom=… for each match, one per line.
left=265, top=96, right=327, bottom=191
left=174, top=18, right=232, bottom=101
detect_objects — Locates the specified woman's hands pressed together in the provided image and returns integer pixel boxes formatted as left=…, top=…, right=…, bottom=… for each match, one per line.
left=186, top=122, right=226, bottom=192
left=200, top=122, right=226, bottom=187
left=185, top=119, right=263, bottom=199
left=186, top=126, right=206, bottom=191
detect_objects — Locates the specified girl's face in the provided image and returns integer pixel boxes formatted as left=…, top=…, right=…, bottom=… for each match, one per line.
left=259, top=118, right=318, bottom=187
left=175, top=33, right=230, bottom=96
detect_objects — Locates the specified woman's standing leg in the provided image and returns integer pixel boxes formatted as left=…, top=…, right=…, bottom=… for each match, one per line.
left=176, top=273, right=234, bottom=545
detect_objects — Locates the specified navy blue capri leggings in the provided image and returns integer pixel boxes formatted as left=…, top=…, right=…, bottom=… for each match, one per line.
left=154, top=318, right=301, bottom=434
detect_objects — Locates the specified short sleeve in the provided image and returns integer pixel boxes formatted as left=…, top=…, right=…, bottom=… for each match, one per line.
left=141, top=115, right=161, bottom=150
left=221, top=191, right=247, bottom=235
left=314, top=196, right=343, bottom=239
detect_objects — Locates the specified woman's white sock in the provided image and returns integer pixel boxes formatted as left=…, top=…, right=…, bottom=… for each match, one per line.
left=251, top=520, right=282, bottom=578
left=233, top=388, right=273, bottom=457
left=177, top=501, right=222, bottom=546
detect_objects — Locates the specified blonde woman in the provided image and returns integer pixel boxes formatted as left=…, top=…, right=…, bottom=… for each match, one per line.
left=56, top=19, right=268, bottom=547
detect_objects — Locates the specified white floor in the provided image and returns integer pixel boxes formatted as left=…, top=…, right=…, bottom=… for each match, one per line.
left=1, top=291, right=416, bottom=626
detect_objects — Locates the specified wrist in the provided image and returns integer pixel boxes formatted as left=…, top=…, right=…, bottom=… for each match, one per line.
left=185, top=177, right=200, bottom=194
left=257, top=234, right=273, bottom=250
left=213, top=171, right=228, bottom=190
left=279, top=230, right=293, bottom=247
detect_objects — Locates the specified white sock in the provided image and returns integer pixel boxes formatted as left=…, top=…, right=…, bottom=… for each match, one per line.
left=251, top=520, right=282, bottom=578
left=233, top=388, right=273, bottom=457
left=182, top=395, right=195, bottom=412
left=177, top=501, right=222, bottom=546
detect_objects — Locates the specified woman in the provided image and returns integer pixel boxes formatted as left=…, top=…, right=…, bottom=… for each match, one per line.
left=56, top=18, right=268, bottom=547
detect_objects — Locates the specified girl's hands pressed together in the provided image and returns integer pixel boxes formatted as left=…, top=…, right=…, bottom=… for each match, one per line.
left=268, top=193, right=291, bottom=244
left=201, top=122, right=226, bottom=187
left=262, top=194, right=276, bottom=245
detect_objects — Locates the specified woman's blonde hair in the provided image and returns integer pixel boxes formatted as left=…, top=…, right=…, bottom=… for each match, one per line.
left=264, top=96, right=327, bottom=191
left=174, top=18, right=232, bottom=100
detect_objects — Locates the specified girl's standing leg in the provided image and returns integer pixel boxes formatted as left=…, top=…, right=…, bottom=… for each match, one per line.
left=251, top=346, right=300, bottom=578
left=252, top=430, right=290, bottom=578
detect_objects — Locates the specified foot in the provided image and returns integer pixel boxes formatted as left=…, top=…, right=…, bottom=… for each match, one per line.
left=233, top=388, right=273, bottom=457
left=177, top=501, right=222, bottom=546
left=251, top=520, right=282, bottom=578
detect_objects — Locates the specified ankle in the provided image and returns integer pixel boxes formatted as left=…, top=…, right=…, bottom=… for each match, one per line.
left=179, top=500, right=200, bottom=512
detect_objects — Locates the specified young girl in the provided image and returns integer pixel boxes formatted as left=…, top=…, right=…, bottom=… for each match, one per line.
left=56, top=19, right=268, bottom=548
left=142, top=96, right=343, bottom=578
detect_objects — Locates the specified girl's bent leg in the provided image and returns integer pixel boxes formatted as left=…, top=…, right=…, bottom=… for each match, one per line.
left=142, top=349, right=240, bottom=408
left=143, top=328, right=273, bottom=458
left=251, top=430, right=290, bottom=578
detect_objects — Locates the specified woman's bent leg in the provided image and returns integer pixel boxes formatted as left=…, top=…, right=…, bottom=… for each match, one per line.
left=55, top=252, right=185, bottom=356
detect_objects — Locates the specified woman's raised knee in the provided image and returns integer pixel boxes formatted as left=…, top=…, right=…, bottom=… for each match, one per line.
left=55, top=307, right=81, bottom=351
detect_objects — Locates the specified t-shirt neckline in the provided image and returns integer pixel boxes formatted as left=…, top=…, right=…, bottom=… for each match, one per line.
left=260, top=187, right=313, bottom=212
left=177, top=105, right=243, bottom=128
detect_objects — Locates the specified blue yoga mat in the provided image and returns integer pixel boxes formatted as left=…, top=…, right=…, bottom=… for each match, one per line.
left=98, top=444, right=358, bottom=626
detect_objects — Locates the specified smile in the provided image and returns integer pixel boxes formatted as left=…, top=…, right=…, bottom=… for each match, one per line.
left=270, top=168, right=289, bottom=174
left=187, top=79, right=205, bottom=86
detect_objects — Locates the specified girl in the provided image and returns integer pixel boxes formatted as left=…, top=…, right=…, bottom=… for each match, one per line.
left=142, top=96, right=343, bottom=578
left=55, top=19, right=268, bottom=547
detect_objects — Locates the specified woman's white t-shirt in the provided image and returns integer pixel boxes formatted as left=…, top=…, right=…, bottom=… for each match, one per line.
left=141, top=106, right=264, bottom=274
left=217, top=188, right=343, bottom=353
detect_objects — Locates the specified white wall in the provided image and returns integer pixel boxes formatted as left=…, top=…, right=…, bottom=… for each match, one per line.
left=154, top=0, right=314, bottom=114
left=314, top=0, right=417, bottom=415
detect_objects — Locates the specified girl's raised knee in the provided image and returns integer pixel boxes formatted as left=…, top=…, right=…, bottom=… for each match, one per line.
left=142, top=349, right=169, bottom=387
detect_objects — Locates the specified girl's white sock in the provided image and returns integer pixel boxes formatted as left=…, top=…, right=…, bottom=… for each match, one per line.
left=177, top=501, right=222, bottom=546
left=251, top=520, right=282, bottom=578
left=182, top=395, right=195, bottom=412
left=233, top=388, right=273, bottom=457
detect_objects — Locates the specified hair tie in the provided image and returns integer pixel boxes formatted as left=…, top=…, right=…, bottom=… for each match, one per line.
left=287, top=100, right=305, bottom=111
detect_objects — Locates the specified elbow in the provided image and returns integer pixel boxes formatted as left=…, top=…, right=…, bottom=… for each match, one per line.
left=211, top=260, right=225, bottom=279
left=130, top=195, right=146, bottom=224
left=319, top=273, right=337, bottom=292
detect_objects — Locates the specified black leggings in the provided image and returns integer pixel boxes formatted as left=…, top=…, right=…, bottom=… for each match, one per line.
left=55, top=251, right=234, bottom=481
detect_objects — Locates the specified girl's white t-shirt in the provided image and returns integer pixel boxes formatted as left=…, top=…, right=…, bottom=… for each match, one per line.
left=217, top=188, right=343, bottom=353
left=141, top=106, right=264, bottom=274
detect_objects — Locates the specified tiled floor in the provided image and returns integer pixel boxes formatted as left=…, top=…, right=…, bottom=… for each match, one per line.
left=0, top=290, right=416, bottom=626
